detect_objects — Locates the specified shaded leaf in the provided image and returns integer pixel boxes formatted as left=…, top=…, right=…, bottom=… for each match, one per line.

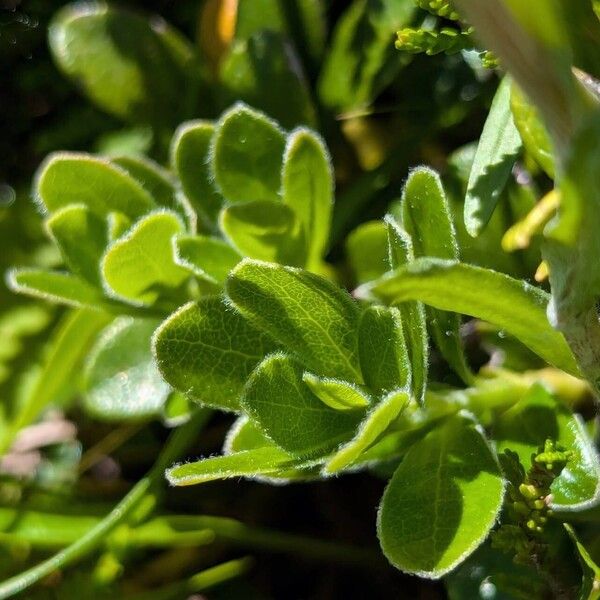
left=220, top=201, right=306, bottom=266
left=358, top=305, right=410, bottom=395
left=49, top=3, right=199, bottom=126
left=173, top=234, right=241, bottom=284
left=110, top=154, right=192, bottom=227
left=211, top=104, right=286, bottom=204
left=46, top=204, right=108, bottom=286
left=219, top=30, right=316, bottom=129
left=465, top=77, right=522, bottom=237
left=170, top=120, right=225, bottom=230
left=346, top=221, right=389, bottom=285
left=242, top=353, right=363, bottom=458
left=378, top=413, right=504, bottom=578
left=318, top=0, right=415, bottom=111
left=401, top=167, right=471, bottom=382
left=227, top=259, right=363, bottom=382
left=564, top=524, right=600, bottom=600
left=446, top=542, right=548, bottom=600
left=385, top=216, right=428, bottom=404
left=282, top=128, right=333, bottom=269
left=494, top=384, right=600, bottom=511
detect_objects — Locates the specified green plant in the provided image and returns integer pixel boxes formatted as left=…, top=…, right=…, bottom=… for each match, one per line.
left=4, top=0, right=600, bottom=598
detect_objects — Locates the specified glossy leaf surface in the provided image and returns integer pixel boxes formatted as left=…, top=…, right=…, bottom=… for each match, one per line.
left=84, top=317, right=169, bottom=421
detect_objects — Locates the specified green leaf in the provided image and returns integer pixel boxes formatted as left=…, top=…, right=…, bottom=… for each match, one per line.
left=211, top=104, right=286, bottom=204
left=233, top=0, right=326, bottom=71
left=227, top=259, right=363, bottom=382
left=7, top=269, right=113, bottom=310
left=162, top=391, right=192, bottom=428
left=346, top=221, right=389, bottom=285
left=84, top=317, right=169, bottom=421
left=401, top=167, right=471, bottom=383
left=464, top=77, right=522, bottom=237
left=49, top=4, right=199, bottom=126
left=35, top=152, right=154, bottom=219
left=108, top=212, right=132, bottom=240
left=173, top=234, right=241, bottom=284
left=302, top=373, right=370, bottom=411
left=564, top=524, right=600, bottom=600
left=385, top=216, right=428, bottom=404
left=102, top=211, right=189, bottom=305
left=361, top=258, right=579, bottom=376
left=110, top=155, right=192, bottom=227
left=220, top=201, right=306, bottom=267
left=324, top=389, right=410, bottom=474
left=166, top=447, right=302, bottom=486
left=282, top=128, right=333, bottom=269
left=494, top=384, right=600, bottom=511
left=358, top=305, right=410, bottom=395
left=224, top=416, right=321, bottom=481
left=541, top=113, right=600, bottom=394
left=224, top=416, right=278, bottom=453
left=0, top=309, right=111, bottom=454
left=46, top=204, right=108, bottom=286
left=241, top=353, right=363, bottom=458
left=170, top=120, right=225, bottom=230
left=318, top=0, right=415, bottom=111
left=510, top=83, right=555, bottom=178
left=378, top=413, right=504, bottom=578
left=219, top=31, right=316, bottom=129
left=153, top=297, right=278, bottom=412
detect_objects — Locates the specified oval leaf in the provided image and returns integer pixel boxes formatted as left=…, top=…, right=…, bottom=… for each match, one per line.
left=153, top=297, right=279, bottom=412
left=170, top=120, right=225, bottom=230
left=282, top=127, right=333, bottom=269
left=377, top=413, right=504, bottom=578
left=227, top=259, right=363, bottom=383
left=36, top=152, right=154, bottom=219
left=401, top=167, right=471, bottom=383
left=302, top=373, right=370, bottom=411
left=220, top=200, right=306, bottom=266
left=49, top=3, right=198, bottom=125
left=241, top=353, right=363, bottom=458
left=211, top=103, right=286, bottom=204
left=84, top=317, right=169, bottom=421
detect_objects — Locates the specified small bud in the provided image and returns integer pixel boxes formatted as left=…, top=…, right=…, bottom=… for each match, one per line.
left=519, top=483, right=540, bottom=500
